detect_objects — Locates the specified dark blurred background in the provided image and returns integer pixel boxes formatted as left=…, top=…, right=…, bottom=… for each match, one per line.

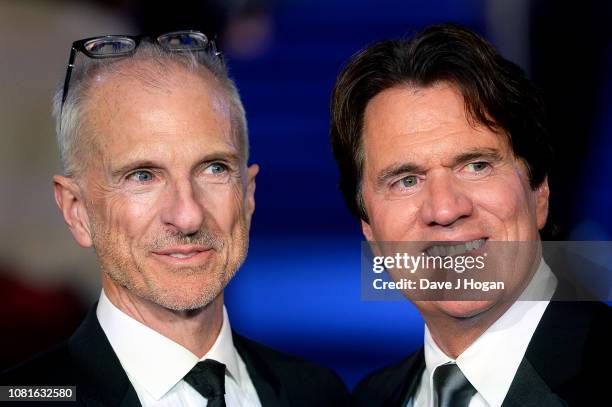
left=1, top=0, right=610, bottom=388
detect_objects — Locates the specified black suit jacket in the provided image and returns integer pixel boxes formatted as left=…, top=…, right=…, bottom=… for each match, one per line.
left=352, top=301, right=611, bottom=406
left=1, top=306, right=350, bottom=406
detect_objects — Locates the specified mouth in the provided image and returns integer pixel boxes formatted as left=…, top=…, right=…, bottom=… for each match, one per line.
left=152, top=245, right=213, bottom=264
left=425, top=238, right=487, bottom=257
left=167, top=252, right=201, bottom=259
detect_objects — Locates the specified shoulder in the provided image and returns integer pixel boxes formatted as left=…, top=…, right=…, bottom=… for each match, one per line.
left=563, top=301, right=611, bottom=363
left=527, top=301, right=611, bottom=404
left=534, top=301, right=611, bottom=350
left=0, top=341, right=77, bottom=385
left=232, top=332, right=350, bottom=406
left=587, top=300, right=612, bottom=325
left=352, top=348, right=424, bottom=407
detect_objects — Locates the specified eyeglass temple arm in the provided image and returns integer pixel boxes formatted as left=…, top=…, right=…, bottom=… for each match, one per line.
left=61, top=46, right=78, bottom=106
left=210, top=34, right=221, bottom=57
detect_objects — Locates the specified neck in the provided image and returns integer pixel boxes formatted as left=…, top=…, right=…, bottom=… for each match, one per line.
left=421, top=249, right=544, bottom=358
left=102, top=275, right=224, bottom=358
left=419, top=299, right=514, bottom=359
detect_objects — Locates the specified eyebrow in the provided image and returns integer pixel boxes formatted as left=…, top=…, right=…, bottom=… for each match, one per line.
left=110, top=151, right=242, bottom=179
left=111, top=160, right=159, bottom=179
left=452, top=148, right=503, bottom=166
left=375, top=147, right=503, bottom=188
left=376, top=163, right=424, bottom=188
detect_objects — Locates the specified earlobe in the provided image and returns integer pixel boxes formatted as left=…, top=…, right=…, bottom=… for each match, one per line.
left=53, top=175, right=93, bottom=248
left=535, top=177, right=550, bottom=230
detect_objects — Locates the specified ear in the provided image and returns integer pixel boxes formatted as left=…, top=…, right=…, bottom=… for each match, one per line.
left=53, top=175, right=94, bottom=248
left=535, top=177, right=550, bottom=230
left=245, top=164, right=259, bottom=223
left=361, top=218, right=374, bottom=241
left=361, top=218, right=384, bottom=257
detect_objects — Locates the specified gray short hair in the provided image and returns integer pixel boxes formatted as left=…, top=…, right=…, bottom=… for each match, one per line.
left=52, top=41, right=248, bottom=177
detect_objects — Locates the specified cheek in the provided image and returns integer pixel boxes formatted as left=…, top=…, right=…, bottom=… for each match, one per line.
left=95, top=191, right=158, bottom=244
left=475, top=177, right=537, bottom=233
left=477, top=184, right=520, bottom=217
left=367, top=196, right=421, bottom=241
left=199, top=183, right=246, bottom=232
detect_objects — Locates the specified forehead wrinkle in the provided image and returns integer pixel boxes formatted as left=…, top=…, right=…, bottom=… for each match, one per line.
left=85, top=81, right=238, bottom=175
left=384, top=135, right=506, bottom=171
left=88, top=65, right=225, bottom=124
left=79, top=60, right=245, bottom=176
left=364, top=85, right=508, bottom=162
left=99, top=57, right=210, bottom=94
left=86, top=57, right=228, bottom=110
left=364, top=82, right=493, bottom=143
left=111, top=140, right=240, bottom=168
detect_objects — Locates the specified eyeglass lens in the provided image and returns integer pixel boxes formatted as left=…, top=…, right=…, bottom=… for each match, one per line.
left=157, top=32, right=209, bottom=50
left=84, top=37, right=136, bottom=57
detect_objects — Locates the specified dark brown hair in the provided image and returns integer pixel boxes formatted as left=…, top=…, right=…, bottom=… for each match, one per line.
left=330, top=23, right=552, bottom=221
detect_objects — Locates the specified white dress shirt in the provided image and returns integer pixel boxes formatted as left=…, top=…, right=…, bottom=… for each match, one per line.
left=410, top=258, right=557, bottom=407
left=96, top=290, right=262, bottom=407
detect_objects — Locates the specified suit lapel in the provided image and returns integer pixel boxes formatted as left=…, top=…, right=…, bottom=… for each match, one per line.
left=356, top=348, right=424, bottom=407
left=522, top=302, right=590, bottom=386
left=502, top=358, right=567, bottom=407
left=68, top=305, right=141, bottom=407
left=502, top=301, right=594, bottom=407
left=390, top=349, right=425, bottom=407
left=232, top=332, right=290, bottom=407
left=118, top=385, right=142, bottom=407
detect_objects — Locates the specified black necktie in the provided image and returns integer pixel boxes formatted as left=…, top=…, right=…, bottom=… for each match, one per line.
left=433, top=363, right=477, bottom=407
left=183, top=359, right=227, bottom=407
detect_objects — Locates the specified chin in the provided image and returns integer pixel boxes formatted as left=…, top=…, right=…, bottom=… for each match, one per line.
left=129, top=271, right=227, bottom=312
left=146, top=284, right=223, bottom=312
left=431, top=300, right=497, bottom=319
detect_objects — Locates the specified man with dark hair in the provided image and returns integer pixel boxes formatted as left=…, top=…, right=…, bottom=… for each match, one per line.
left=1, top=32, right=349, bottom=406
left=331, top=24, right=610, bottom=406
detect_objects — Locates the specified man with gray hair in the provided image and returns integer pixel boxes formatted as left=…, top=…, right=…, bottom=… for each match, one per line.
left=1, top=31, right=349, bottom=406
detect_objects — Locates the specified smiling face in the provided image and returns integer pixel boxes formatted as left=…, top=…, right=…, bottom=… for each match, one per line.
left=56, top=61, right=257, bottom=311
left=360, top=82, right=549, bottom=318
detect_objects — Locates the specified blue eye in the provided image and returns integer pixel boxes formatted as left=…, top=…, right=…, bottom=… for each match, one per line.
left=128, top=170, right=153, bottom=182
left=462, top=162, right=493, bottom=179
left=399, top=175, right=419, bottom=188
left=466, top=162, right=489, bottom=172
left=206, top=163, right=227, bottom=174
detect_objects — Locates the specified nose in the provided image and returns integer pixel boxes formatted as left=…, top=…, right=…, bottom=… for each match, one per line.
left=161, top=179, right=205, bottom=235
left=420, top=171, right=473, bottom=227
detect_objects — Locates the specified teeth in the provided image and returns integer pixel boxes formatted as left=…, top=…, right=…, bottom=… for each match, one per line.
left=426, top=239, right=485, bottom=257
left=168, top=252, right=198, bottom=259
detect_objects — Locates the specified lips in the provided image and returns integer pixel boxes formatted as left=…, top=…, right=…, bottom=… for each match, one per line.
left=425, top=238, right=487, bottom=257
left=152, top=245, right=213, bottom=263
left=167, top=252, right=199, bottom=259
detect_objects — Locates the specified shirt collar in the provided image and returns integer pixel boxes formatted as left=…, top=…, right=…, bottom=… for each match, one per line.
left=423, top=258, right=557, bottom=407
left=96, top=290, right=241, bottom=400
